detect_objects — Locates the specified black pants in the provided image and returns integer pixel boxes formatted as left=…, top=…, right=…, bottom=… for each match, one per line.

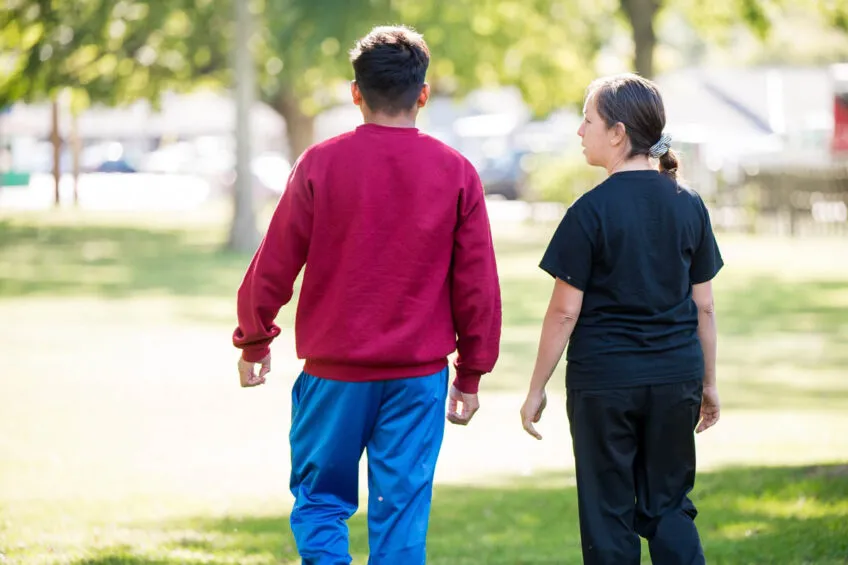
left=567, top=379, right=706, bottom=565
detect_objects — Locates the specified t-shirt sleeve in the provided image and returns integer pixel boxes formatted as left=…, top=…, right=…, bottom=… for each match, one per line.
left=690, top=195, right=724, bottom=284
left=539, top=202, right=594, bottom=291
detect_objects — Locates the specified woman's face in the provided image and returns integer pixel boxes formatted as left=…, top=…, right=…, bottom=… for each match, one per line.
left=577, top=93, right=615, bottom=169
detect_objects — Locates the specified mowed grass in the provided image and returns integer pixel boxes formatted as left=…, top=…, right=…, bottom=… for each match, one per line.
left=2, top=466, right=847, bottom=564
left=1, top=206, right=847, bottom=564
left=3, top=208, right=847, bottom=405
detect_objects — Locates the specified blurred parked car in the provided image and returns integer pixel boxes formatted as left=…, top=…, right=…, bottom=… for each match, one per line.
left=478, top=150, right=530, bottom=200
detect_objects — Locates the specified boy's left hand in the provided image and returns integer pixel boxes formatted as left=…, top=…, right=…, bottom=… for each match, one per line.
left=238, top=353, right=271, bottom=387
left=447, top=386, right=479, bottom=426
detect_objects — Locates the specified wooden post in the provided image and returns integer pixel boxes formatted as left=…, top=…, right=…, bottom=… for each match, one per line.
left=50, top=98, right=61, bottom=206
left=71, top=111, right=80, bottom=206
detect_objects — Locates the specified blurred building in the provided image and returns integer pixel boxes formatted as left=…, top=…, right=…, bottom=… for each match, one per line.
left=657, top=64, right=848, bottom=235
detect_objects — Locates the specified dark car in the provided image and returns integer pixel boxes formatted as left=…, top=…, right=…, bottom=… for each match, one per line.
left=478, top=150, right=529, bottom=200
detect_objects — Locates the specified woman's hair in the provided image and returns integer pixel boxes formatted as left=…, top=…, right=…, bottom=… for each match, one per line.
left=587, top=73, right=679, bottom=181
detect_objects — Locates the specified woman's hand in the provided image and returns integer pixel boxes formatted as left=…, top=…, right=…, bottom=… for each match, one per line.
left=520, top=389, right=548, bottom=440
left=697, top=385, right=720, bottom=433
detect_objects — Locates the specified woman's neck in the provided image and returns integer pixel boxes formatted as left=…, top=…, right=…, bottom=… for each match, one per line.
left=606, top=154, right=653, bottom=176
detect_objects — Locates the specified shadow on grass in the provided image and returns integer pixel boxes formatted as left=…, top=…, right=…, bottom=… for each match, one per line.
left=494, top=272, right=848, bottom=401
left=719, top=379, right=848, bottom=411
left=3, top=216, right=848, bottom=405
left=75, top=555, right=172, bottom=565
left=0, top=219, right=249, bottom=299
left=717, top=277, right=848, bottom=337
left=5, top=216, right=848, bottom=336
left=497, top=275, right=848, bottom=343
left=497, top=269, right=848, bottom=347
left=70, top=464, right=848, bottom=565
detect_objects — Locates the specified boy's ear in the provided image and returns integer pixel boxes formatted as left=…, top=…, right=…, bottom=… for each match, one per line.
left=417, top=83, right=430, bottom=108
left=351, top=81, right=363, bottom=106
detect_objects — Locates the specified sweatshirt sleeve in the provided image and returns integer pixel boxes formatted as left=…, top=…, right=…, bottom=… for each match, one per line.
left=450, top=166, right=502, bottom=394
left=232, top=155, right=313, bottom=362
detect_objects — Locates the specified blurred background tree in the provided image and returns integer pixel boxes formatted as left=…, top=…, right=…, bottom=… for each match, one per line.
left=254, top=0, right=610, bottom=160
left=2, top=0, right=847, bottom=247
left=0, top=0, right=229, bottom=205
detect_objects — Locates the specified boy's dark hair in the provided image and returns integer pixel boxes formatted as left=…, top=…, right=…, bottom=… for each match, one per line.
left=588, top=73, right=680, bottom=181
left=349, top=25, right=430, bottom=115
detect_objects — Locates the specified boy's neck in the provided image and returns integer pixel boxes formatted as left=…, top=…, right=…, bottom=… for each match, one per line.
left=363, top=111, right=418, bottom=129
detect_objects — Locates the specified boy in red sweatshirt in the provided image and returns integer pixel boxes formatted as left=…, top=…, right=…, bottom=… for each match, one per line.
left=232, top=25, right=501, bottom=565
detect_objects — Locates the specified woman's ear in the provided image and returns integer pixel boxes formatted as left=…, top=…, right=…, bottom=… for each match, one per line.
left=610, top=122, right=627, bottom=147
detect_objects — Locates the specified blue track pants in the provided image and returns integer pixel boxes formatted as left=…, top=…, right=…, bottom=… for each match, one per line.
left=288, top=368, right=448, bottom=565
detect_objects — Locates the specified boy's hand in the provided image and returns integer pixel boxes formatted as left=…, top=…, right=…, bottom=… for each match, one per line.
left=520, top=389, right=547, bottom=440
left=447, top=386, right=479, bottom=426
left=238, top=353, right=271, bottom=388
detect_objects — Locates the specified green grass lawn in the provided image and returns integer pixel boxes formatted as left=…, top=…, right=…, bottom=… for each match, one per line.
left=3, top=465, right=847, bottom=564
left=1, top=207, right=847, bottom=564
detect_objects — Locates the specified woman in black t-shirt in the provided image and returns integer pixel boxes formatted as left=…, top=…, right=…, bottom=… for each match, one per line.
left=519, top=73, right=723, bottom=565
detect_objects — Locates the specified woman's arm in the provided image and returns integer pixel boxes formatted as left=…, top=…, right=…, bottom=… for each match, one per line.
left=692, top=281, right=717, bottom=388
left=692, top=280, right=720, bottom=433
left=527, top=278, right=585, bottom=393
left=521, top=278, right=584, bottom=439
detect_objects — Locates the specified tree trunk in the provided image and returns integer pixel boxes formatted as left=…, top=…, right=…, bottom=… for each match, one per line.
left=227, top=0, right=260, bottom=253
left=50, top=99, right=61, bottom=206
left=620, top=0, right=660, bottom=78
left=275, top=88, right=315, bottom=162
left=71, top=111, right=80, bottom=206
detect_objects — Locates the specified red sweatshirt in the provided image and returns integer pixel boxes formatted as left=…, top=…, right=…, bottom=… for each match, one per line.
left=232, top=123, right=502, bottom=393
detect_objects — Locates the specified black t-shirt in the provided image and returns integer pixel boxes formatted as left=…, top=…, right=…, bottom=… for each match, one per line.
left=540, top=170, right=724, bottom=390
